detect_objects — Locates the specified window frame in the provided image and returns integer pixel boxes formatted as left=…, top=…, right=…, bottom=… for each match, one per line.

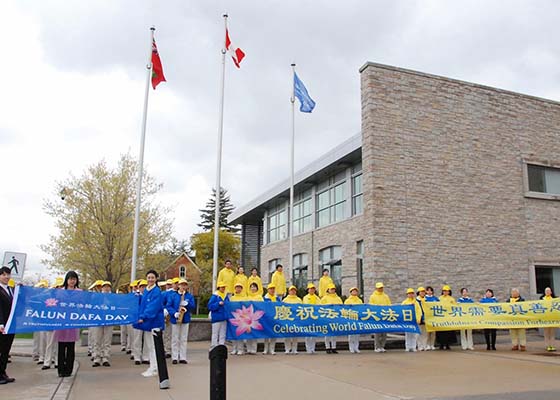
left=523, top=160, right=560, bottom=201
left=267, top=203, right=288, bottom=243
left=351, top=164, right=363, bottom=216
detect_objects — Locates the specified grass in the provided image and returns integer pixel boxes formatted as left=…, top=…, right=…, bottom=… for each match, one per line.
left=15, top=333, right=33, bottom=339
left=192, top=314, right=209, bottom=319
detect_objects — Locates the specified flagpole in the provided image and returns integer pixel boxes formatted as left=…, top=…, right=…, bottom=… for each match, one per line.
left=289, top=63, right=296, bottom=283
left=131, top=26, right=155, bottom=282
left=212, top=14, right=228, bottom=292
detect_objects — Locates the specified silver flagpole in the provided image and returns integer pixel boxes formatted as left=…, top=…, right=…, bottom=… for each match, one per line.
left=212, top=14, right=228, bottom=291
left=289, top=63, right=296, bottom=283
left=131, top=26, right=155, bottom=282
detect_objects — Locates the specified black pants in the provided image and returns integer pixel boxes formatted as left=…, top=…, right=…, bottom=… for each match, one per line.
left=58, top=342, right=75, bottom=377
left=437, top=331, right=455, bottom=348
left=0, top=333, right=15, bottom=377
left=484, top=329, right=497, bottom=348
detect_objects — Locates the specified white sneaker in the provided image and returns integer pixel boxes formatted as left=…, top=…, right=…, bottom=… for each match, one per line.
left=355, top=349, right=361, bottom=353
left=270, top=351, right=276, bottom=355
left=381, top=348, right=387, bottom=353
left=374, top=348, right=382, bottom=353
left=293, top=350, right=298, bottom=354
left=141, top=369, right=158, bottom=377
left=236, top=350, right=244, bottom=355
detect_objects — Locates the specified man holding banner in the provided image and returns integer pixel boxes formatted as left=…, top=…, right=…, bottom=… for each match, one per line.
left=0, top=266, right=15, bottom=385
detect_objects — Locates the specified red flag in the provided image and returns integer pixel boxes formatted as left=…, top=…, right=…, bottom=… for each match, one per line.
left=225, top=29, right=245, bottom=68
left=151, top=39, right=166, bottom=89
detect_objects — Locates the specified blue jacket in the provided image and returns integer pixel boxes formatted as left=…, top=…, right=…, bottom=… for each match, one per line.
left=424, top=295, right=439, bottom=302
left=166, top=291, right=196, bottom=324
left=457, top=297, right=474, bottom=304
left=479, top=297, right=498, bottom=303
left=208, top=292, right=229, bottom=322
left=264, top=295, right=282, bottom=302
left=133, top=286, right=165, bottom=331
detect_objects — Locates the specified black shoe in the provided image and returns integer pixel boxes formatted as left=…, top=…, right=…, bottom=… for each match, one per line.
left=445, top=345, right=451, bottom=350
left=141, top=361, right=149, bottom=365
left=92, top=362, right=100, bottom=367
left=492, top=346, right=497, bottom=351
left=331, top=350, right=339, bottom=354
left=486, top=346, right=491, bottom=351
left=126, top=350, right=132, bottom=354
left=102, top=362, right=110, bottom=367
left=3, top=375, right=15, bottom=383
left=37, top=361, right=43, bottom=365
left=179, top=360, right=187, bottom=364
left=55, top=365, right=58, bottom=368
left=172, top=360, right=178, bottom=365
left=41, top=365, right=51, bottom=370
left=0, top=379, right=7, bottom=385
left=326, top=349, right=332, bottom=354
left=439, top=346, right=444, bottom=350
left=130, top=356, right=134, bottom=360
left=135, top=361, right=141, bottom=365
left=165, top=354, right=171, bottom=359
left=87, top=351, right=91, bottom=357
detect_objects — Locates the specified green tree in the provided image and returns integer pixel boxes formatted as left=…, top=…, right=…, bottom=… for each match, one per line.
left=198, top=187, right=239, bottom=233
left=190, top=229, right=240, bottom=294
left=41, top=154, right=173, bottom=288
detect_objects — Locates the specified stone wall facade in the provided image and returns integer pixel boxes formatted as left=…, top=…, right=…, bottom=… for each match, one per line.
left=360, top=62, right=560, bottom=301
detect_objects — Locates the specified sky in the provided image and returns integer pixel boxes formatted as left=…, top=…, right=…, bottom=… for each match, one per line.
left=2, top=0, right=560, bottom=282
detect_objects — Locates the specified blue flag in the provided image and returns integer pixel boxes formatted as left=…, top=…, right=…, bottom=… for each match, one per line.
left=294, top=72, right=316, bottom=113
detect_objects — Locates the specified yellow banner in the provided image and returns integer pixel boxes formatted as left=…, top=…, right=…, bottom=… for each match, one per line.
left=424, top=299, right=560, bottom=331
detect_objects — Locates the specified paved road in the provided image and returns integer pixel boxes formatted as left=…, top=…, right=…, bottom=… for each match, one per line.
left=64, top=339, right=560, bottom=400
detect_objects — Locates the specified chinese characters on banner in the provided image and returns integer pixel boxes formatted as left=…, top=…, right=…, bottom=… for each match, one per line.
left=225, top=302, right=420, bottom=340
left=424, top=299, right=560, bottom=331
left=6, top=286, right=139, bottom=334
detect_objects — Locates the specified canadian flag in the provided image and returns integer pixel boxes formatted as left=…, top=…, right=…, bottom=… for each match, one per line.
left=225, top=29, right=245, bottom=68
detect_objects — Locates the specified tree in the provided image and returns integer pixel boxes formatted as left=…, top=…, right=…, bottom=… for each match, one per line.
left=198, top=187, right=239, bottom=233
left=41, top=154, right=173, bottom=289
left=190, top=229, right=241, bottom=294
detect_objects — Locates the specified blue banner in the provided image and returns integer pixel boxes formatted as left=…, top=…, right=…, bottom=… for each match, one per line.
left=225, top=302, right=420, bottom=340
left=6, top=286, right=139, bottom=334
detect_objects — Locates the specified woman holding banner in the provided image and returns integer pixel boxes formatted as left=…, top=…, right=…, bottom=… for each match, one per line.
left=55, top=271, right=81, bottom=377
left=321, top=283, right=342, bottom=353
left=436, top=285, right=456, bottom=350
left=283, top=286, right=302, bottom=354
left=457, top=288, right=474, bottom=350
left=246, top=282, right=264, bottom=354
left=541, top=287, right=556, bottom=352
left=344, top=287, right=363, bottom=353
left=424, top=286, right=438, bottom=350
left=508, top=288, right=526, bottom=351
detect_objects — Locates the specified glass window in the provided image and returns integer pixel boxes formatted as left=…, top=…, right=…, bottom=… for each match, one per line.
left=267, top=203, right=287, bottom=243
left=179, top=265, right=186, bottom=278
left=292, top=253, right=308, bottom=289
left=352, top=165, right=363, bottom=216
left=527, top=164, right=560, bottom=195
left=356, top=241, right=364, bottom=298
left=293, top=190, right=313, bottom=235
left=316, top=180, right=347, bottom=228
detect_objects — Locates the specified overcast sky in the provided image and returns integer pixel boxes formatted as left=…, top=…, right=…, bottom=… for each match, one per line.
left=2, top=0, right=560, bottom=281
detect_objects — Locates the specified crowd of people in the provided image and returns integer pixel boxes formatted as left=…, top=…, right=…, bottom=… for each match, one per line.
left=209, top=261, right=558, bottom=355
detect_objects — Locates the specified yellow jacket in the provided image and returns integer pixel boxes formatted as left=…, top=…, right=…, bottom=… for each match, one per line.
left=321, top=293, right=343, bottom=305
left=247, top=293, right=264, bottom=302
left=369, top=290, right=391, bottom=305
left=303, top=293, right=320, bottom=304
left=319, top=276, right=334, bottom=298
left=344, top=295, right=363, bottom=305
left=402, top=297, right=422, bottom=324
left=438, top=294, right=456, bottom=306
left=271, top=271, right=286, bottom=296
left=247, top=275, right=263, bottom=295
left=283, top=294, right=302, bottom=304
left=217, top=267, right=236, bottom=294
left=543, top=295, right=554, bottom=301
left=264, top=293, right=279, bottom=302
left=234, top=274, right=248, bottom=297
left=230, top=294, right=248, bottom=302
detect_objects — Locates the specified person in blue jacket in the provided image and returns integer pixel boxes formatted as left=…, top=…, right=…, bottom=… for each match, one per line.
left=458, top=288, right=474, bottom=350
left=208, top=281, right=230, bottom=349
left=479, top=289, right=498, bottom=350
left=133, top=270, right=165, bottom=378
left=167, top=279, right=196, bottom=364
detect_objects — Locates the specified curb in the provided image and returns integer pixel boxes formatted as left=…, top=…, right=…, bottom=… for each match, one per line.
left=51, top=360, right=80, bottom=400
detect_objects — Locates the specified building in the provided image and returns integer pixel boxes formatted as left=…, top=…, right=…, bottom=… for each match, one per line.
left=230, top=62, right=560, bottom=300
left=161, top=252, right=201, bottom=296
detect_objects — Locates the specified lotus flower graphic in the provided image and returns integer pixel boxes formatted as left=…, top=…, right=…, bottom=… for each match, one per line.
left=45, top=298, right=59, bottom=307
left=229, top=304, right=265, bottom=336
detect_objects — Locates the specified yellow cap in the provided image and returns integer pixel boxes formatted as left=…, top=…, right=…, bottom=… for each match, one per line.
left=267, top=283, right=276, bottom=289
left=8, top=279, right=15, bottom=288
left=178, top=278, right=188, bottom=285
left=234, top=282, right=244, bottom=288
left=406, top=288, right=415, bottom=294
left=94, top=280, right=104, bottom=287
left=288, top=285, right=297, bottom=292
left=217, top=281, right=227, bottom=288
left=172, top=277, right=181, bottom=284
left=307, top=283, right=316, bottom=289
left=375, top=282, right=384, bottom=289
left=349, top=287, right=359, bottom=293
left=102, top=281, right=112, bottom=287
left=442, top=285, right=451, bottom=291
left=130, top=280, right=138, bottom=287
left=166, top=279, right=173, bottom=285
left=138, top=279, right=148, bottom=286
left=157, top=281, right=167, bottom=287
left=327, top=283, right=336, bottom=290
left=417, top=286, right=426, bottom=292
left=34, top=280, right=49, bottom=288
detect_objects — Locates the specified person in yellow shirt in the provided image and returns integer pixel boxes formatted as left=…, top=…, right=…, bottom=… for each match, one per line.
left=344, top=287, right=363, bottom=353
left=263, top=284, right=281, bottom=355
left=217, top=260, right=236, bottom=294
left=541, top=287, right=556, bottom=352
left=247, top=268, right=263, bottom=295
left=234, top=266, right=248, bottom=297
left=321, top=284, right=342, bottom=353
left=369, top=282, right=391, bottom=352
left=437, top=285, right=456, bottom=350
left=508, top=288, right=526, bottom=352
left=402, top=288, right=422, bottom=352
left=416, top=287, right=428, bottom=351
left=303, top=283, right=320, bottom=353
left=230, top=283, right=247, bottom=355
left=246, top=282, right=264, bottom=354
left=270, top=265, right=286, bottom=297
left=319, top=269, right=334, bottom=298
left=282, top=286, right=302, bottom=354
